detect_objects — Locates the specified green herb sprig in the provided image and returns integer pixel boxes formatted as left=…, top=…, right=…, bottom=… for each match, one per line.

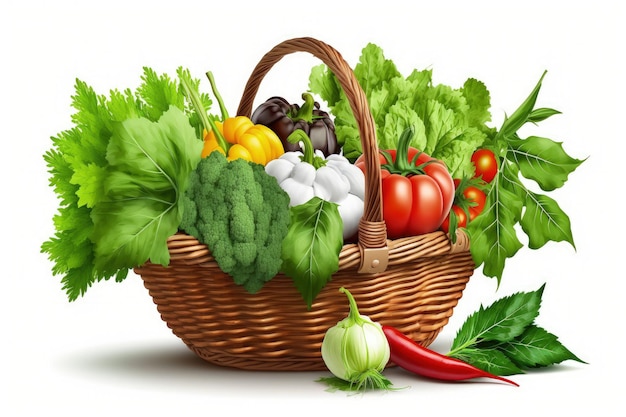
left=448, top=284, right=586, bottom=376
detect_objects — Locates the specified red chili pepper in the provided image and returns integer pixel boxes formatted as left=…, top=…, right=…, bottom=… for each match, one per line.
left=382, top=325, right=519, bottom=386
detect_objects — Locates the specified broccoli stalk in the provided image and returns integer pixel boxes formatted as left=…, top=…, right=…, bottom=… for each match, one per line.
left=180, top=151, right=290, bottom=293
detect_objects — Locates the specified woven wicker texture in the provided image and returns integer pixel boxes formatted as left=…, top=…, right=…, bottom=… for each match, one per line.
left=135, top=37, right=475, bottom=371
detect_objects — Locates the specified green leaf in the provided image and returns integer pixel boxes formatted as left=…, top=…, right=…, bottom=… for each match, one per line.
left=281, top=197, right=344, bottom=308
left=308, top=64, right=343, bottom=108
left=70, top=163, right=108, bottom=208
left=461, top=78, right=492, bottom=127
left=521, top=191, right=575, bottom=249
left=506, top=135, right=584, bottom=191
left=499, top=71, right=547, bottom=138
left=353, top=43, right=401, bottom=97
left=450, top=284, right=544, bottom=353
left=452, top=348, right=524, bottom=376
left=137, top=67, right=185, bottom=120
left=91, top=106, right=202, bottom=271
left=528, top=107, right=561, bottom=124
left=498, top=325, right=586, bottom=369
left=380, top=101, right=424, bottom=151
left=467, top=179, right=524, bottom=281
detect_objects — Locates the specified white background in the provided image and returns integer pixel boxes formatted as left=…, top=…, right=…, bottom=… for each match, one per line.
left=3, top=0, right=624, bottom=415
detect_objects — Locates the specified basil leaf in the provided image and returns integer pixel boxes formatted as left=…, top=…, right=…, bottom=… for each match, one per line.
left=281, top=197, right=344, bottom=309
left=498, top=325, right=586, bottom=368
left=452, top=348, right=524, bottom=377
left=450, top=285, right=544, bottom=352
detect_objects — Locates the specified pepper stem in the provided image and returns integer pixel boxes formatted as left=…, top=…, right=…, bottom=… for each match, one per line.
left=206, top=71, right=230, bottom=120
left=339, top=287, right=365, bottom=326
left=380, top=126, right=436, bottom=176
left=394, top=126, right=416, bottom=172
left=180, top=73, right=230, bottom=153
left=287, top=129, right=327, bottom=169
left=291, top=92, right=316, bottom=123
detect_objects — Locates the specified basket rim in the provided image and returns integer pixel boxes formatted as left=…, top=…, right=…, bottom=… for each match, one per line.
left=153, top=229, right=470, bottom=272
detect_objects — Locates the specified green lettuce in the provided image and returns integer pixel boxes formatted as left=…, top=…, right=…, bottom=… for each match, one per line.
left=309, top=43, right=494, bottom=178
left=42, top=67, right=208, bottom=300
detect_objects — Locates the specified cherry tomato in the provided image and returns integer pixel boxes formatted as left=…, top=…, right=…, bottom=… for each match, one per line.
left=440, top=205, right=467, bottom=234
left=471, top=149, right=498, bottom=183
left=463, top=186, right=486, bottom=216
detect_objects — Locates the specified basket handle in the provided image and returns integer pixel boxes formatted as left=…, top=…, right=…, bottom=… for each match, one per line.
left=236, top=37, right=388, bottom=274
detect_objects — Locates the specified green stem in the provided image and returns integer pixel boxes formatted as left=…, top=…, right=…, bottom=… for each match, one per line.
left=339, top=287, right=365, bottom=326
left=180, top=75, right=213, bottom=139
left=380, top=126, right=434, bottom=176
left=291, top=92, right=315, bottom=123
left=207, top=116, right=230, bottom=153
left=394, top=126, right=416, bottom=172
left=286, top=129, right=327, bottom=169
left=180, top=73, right=230, bottom=153
left=206, top=71, right=229, bottom=120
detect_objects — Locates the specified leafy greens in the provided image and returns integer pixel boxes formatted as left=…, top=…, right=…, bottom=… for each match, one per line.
left=448, top=284, right=585, bottom=376
left=309, top=43, right=493, bottom=178
left=42, top=67, right=208, bottom=300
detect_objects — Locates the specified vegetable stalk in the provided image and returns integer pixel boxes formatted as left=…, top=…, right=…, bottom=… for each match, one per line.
left=286, top=129, right=327, bottom=169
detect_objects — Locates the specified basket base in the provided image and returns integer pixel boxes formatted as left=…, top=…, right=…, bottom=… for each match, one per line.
left=136, top=233, right=475, bottom=372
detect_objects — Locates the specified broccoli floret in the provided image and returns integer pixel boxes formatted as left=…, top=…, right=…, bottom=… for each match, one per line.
left=180, top=151, right=290, bottom=293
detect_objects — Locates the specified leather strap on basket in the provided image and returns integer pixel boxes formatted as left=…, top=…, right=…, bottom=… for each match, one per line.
left=236, top=37, right=389, bottom=274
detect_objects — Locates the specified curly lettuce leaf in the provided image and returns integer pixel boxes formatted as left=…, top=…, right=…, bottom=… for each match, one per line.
left=308, top=43, right=490, bottom=175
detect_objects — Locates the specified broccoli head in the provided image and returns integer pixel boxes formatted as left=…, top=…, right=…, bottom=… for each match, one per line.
left=180, top=151, right=290, bottom=293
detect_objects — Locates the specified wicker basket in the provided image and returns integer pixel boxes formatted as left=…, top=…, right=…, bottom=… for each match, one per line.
left=134, top=37, right=475, bottom=371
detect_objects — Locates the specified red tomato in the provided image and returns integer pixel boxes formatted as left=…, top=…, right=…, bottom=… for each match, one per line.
left=471, top=149, right=498, bottom=183
left=355, top=149, right=454, bottom=239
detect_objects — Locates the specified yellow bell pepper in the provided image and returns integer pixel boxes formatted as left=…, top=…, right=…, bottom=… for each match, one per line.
left=182, top=70, right=284, bottom=165
left=202, top=116, right=284, bottom=165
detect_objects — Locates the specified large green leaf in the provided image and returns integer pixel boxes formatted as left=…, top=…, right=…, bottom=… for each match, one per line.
left=467, top=179, right=524, bottom=281
left=91, top=106, right=202, bottom=271
left=498, top=325, right=586, bottom=369
left=507, top=135, right=584, bottom=191
left=521, top=191, right=575, bottom=249
left=450, top=285, right=544, bottom=352
left=281, top=197, right=344, bottom=309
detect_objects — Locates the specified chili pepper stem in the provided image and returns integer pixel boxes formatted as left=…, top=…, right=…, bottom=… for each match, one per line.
left=286, top=129, right=327, bottom=169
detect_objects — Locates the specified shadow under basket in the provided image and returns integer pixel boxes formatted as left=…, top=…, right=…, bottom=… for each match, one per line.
left=134, top=37, right=476, bottom=371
